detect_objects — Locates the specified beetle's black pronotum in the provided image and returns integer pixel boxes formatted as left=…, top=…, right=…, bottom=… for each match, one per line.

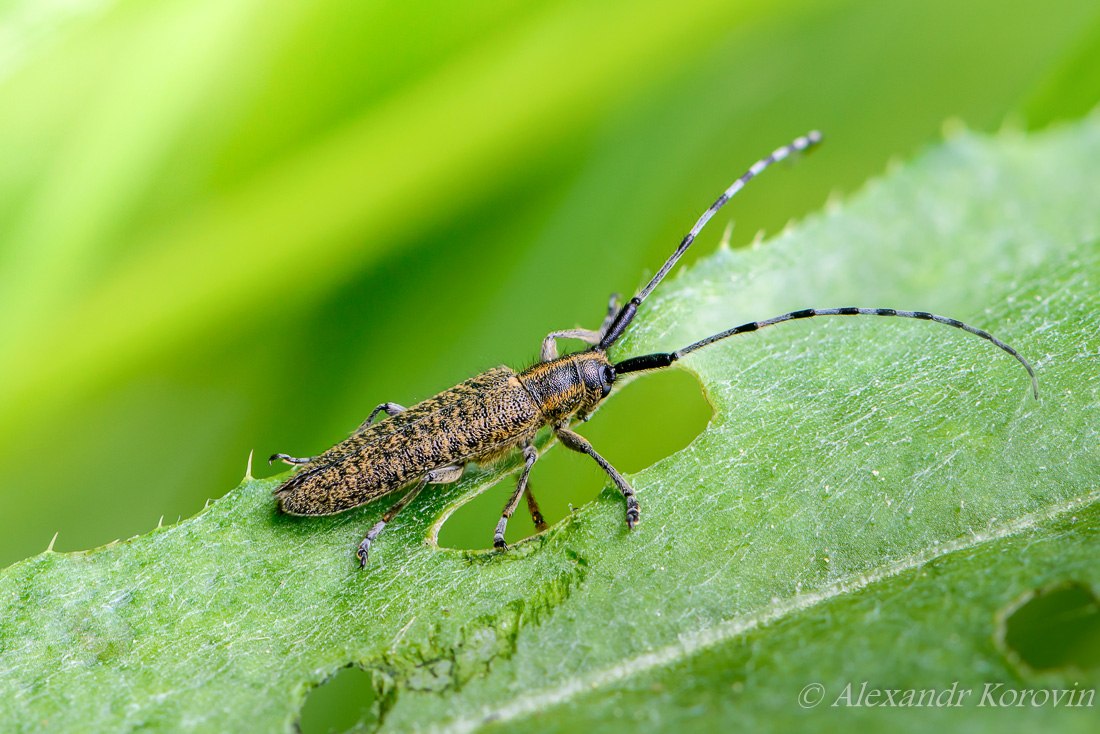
left=271, top=131, right=1038, bottom=566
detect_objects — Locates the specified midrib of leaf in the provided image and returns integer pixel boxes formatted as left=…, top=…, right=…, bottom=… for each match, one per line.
left=1, top=117, right=1098, bottom=733
left=433, top=489, right=1100, bottom=734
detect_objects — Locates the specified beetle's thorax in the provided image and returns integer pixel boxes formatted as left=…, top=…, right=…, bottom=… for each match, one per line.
left=517, top=352, right=616, bottom=424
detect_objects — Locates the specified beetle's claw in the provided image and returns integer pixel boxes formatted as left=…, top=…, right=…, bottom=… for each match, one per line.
left=356, top=541, right=371, bottom=568
left=493, top=535, right=508, bottom=551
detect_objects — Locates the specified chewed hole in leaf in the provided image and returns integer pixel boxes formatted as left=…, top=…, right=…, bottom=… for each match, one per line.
left=437, top=367, right=712, bottom=550
left=298, top=664, right=380, bottom=734
left=996, top=581, right=1100, bottom=673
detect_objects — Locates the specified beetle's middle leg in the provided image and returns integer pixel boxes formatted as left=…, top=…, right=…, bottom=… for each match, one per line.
left=554, top=425, right=639, bottom=529
left=493, top=444, right=539, bottom=549
left=357, top=463, right=464, bottom=566
left=539, top=293, right=621, bottom=361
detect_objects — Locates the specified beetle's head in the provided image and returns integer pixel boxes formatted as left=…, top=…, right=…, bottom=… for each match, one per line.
left=573, top=352, right=616, bottom=421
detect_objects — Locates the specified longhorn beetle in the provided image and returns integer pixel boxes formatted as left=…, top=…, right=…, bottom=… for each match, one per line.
left=271, top=130, right=1038, bottom=566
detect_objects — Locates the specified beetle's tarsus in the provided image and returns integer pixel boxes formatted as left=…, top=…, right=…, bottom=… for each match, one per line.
left=357, top=518, right=387, bottom=567
left=626, top=502, right=640, bottom=530
left=493, top=516, right=509, bottom=550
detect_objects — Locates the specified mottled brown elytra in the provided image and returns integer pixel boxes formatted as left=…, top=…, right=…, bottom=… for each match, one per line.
left=271, top=131, right=1038, bottom=567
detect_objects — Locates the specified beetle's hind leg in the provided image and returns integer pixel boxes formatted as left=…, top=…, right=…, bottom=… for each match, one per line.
left=357, top=463, right=464, bottom=567
left=269, top=453, right=312, bottom=466
left=554, top=425, right=639, bottom=530
left=493, top=444, right=539, bottom=549
left=539, top=293, right=621, bottom=361
left=356, top=402, right=406, bottom=433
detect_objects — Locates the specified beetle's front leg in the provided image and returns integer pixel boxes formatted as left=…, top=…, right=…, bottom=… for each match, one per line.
left=357, top=463, right=464, bottom=566
left=554, top=425, right=639, bottom=529
left=539, top=293, right=621, bottom=361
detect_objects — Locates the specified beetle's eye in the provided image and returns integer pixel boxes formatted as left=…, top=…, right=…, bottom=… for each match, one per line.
left=600, top=365, right=615, bottom=392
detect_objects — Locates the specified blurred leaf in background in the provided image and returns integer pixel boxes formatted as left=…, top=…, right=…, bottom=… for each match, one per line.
left=1, top=0, right=1098, bottom=577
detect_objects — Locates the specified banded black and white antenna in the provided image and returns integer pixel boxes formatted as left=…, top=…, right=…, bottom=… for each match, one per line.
left=599, top=131, right=1038, bottom=398
left=597, top=130, right=823, bottom=350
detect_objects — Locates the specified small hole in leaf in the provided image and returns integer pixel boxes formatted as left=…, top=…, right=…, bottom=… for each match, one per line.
left=298, top=664, right=379, bottom=734
left=438, top=367, right=712, bottom=550
left=997, top=581, right=1100, bottom=673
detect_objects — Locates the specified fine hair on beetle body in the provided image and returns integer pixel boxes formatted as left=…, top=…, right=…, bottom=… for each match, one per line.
left=271, top=130, right=1038, bottom=567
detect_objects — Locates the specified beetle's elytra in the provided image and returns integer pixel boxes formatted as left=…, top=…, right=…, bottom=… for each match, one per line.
left=271, top=131, right=1038, bottom=566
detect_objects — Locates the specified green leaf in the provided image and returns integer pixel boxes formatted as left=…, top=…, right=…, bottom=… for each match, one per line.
left=2, top=117, right=1098, bottom=733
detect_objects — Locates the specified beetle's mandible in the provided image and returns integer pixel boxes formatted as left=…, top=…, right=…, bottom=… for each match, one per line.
left=271, top=130, right=1038, bottom=567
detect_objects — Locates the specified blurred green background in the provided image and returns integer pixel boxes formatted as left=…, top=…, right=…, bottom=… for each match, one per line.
left=2, top=0, right=1099, bottom=579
